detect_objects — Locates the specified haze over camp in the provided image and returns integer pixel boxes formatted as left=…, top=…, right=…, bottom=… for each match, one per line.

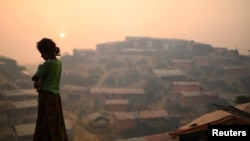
left=1, top=1, right=250, bottom=141
left=1, top=0, right=250, bottom=64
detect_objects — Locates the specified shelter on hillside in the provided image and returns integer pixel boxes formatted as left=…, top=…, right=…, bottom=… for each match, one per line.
left=169, top=102, right=250, bottom=141
left=105, top=99, right=130, bottom=112
left=0, top=127, right=17, bottom=141
left=88, top=112, right=110, bottom=128
left=14, top=120, right=73, bottom=141
left=7, top=99, right=37, bottom=118
left=0, top=89, right=37, bottom=101
left=171, top=59, right=193, bottom=70
left=222, top=66, right=247, bottom=76
left=171, top=81, right=201, bottom=92
left=113, top=109, right=179, bottom=135
left=178, top=91, right=218, bottom=107
left=192, top=56, right=210, bottom=67
left=152, top=69, right=187, bottom=82
left=116, top=132, right=174, bottom=141
left=90, top=87, right=144, bottom=103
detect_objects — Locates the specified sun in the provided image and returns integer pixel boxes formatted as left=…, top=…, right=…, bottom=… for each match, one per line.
left=60, top=32, right=65, bottom=38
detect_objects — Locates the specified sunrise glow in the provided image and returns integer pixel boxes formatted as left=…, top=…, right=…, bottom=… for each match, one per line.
left=0, top=0, right=249, bottom=64
left=60, top=32, right=65, bottom=38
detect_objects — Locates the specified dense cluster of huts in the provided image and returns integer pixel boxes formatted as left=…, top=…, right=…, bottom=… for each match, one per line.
left=62, top=86, right=180, bottom=136
left=1, top=36, right=250, bottom=141
left=0, top=89, right=73, bottom=141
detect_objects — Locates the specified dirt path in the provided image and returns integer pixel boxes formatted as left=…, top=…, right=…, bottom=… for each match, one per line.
left=64, top=110, right=101, bottom=141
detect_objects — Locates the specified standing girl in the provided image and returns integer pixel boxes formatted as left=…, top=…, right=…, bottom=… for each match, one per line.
left=32, top=38, right=68, bottom=141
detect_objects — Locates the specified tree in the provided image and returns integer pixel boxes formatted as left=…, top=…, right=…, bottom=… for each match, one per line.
left=240, top=75, right=250, bottom=94
left=234, top=96, right=250, bottom=104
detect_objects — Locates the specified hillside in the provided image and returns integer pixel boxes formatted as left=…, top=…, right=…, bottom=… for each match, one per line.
left=1, top=37, right=250, bottom=141
left=0, top=56, right=32, bottom=90
left=57, top=37, right=250, bottom=140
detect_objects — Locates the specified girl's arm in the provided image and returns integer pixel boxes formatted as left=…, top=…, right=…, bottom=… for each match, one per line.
left=32, top=75, right=39, bottom=81
left=32, top=64, right=44, bottom=81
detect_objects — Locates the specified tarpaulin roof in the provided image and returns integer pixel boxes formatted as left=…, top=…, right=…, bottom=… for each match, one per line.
left=169, top=102, right=250, bottom=137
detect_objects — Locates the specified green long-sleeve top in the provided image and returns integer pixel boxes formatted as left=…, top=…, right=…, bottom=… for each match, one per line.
left=34, top=58, right=62, bottom=94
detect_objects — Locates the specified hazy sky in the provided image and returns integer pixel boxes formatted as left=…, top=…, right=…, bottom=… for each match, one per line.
left=1, top=0, right=249, bottom=64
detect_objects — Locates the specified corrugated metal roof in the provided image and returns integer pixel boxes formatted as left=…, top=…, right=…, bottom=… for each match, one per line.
left=169, top=102, right=250, bottom=136
left=2, top=89, right=37, bottom=97
left=15, top=120, right=73, bottom=137
left=116, top=133, right=174, bottom=141
left=172, top=59, right=192, bottom=63
left=213, top=103, right=250, bottom=122
left=117, top=137, right=144, bottom=141
left=193, top=56, right=209, bottom=59
left=61, top=85, right=88, bottom=91
left=88, top=112, right=110, bottom=122
left=88, top=112, right=103, bottom=121
left=105, top=99, right=129, bottom=105
left=0, top=127, right=15, bottom=138
left=179, top=91, right=217, bottom=97
left=15, top=123, right=35, bottom=137
left=0, top=101, right=15, bottom=111
left=122, top=48, right=144, bottom=52
left=64, top=119, right=73, bottom=130
left=152, top=69, right=186, bottom=77
left=96, top=41, right=124, bottom=46
left=12, top=99, right=37, bottom=109
left=140, top=110, right=168, bottom=119
left=144, top=133, right=173, bottom=141
left=113, top=112, right=140, bottom=120
left=180, top=91, right=201, bottom=95
left=114, top=109, right=168, bottom=120
left=172, top=81, right=200, bottom=86
left=90, top=87, right=144, bottom=95
left=214, top=47, right=228, bottom=51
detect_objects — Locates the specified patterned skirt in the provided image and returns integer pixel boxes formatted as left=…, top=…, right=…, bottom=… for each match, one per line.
left=33, top=91, right=68, bottom=141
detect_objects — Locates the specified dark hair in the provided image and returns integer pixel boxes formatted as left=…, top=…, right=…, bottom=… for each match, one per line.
left=37, top=38, right=60, bottom=56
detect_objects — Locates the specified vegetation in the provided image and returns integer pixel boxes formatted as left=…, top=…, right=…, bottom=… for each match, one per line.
left=234, top=75, right=250, bottom=104
left=234, top=96, right=250, bottom=104
left=0, top=56, right=31, bottom=89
